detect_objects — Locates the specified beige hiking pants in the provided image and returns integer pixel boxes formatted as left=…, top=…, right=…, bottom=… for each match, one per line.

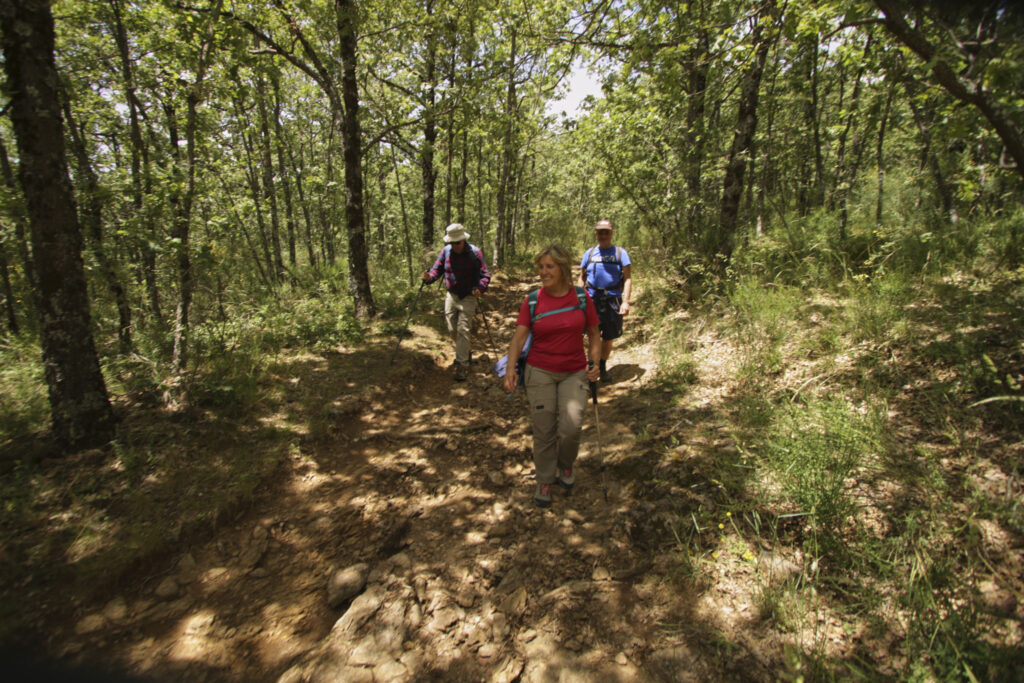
left=524, top=365, right=588, bottom=485
left=444, top=292, right=477, bottom=365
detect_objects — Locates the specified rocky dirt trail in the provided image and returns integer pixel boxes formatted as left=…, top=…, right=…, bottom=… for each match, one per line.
left=49, top=272, right=755, bottom=682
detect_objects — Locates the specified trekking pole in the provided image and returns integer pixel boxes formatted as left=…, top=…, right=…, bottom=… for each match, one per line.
left=588, top=361, right=608, bottom=501
left=388, top=281, right=427, bottom=366
left=476, top=299, right=501, bottom=359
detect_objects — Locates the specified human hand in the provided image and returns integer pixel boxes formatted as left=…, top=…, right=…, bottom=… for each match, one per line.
left=421, top=272, right=430, bottom=282
left=620, top=301, right=630, bottom=317
left=472, top=289, right=481, bottom=298
left=586, top=363, right=600, bottom=383
left=503, top=369, right=518, bottom=393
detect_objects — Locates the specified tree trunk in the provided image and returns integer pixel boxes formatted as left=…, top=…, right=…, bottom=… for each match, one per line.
left=716, top=1, right=774, bottom=264
left=496, top=28, right=518, bottom=268
left=254, top=71, right=283, bottom=281
left=874, top=0, right=1024, bottom=183
left=290, top=141, right=318, bottom=269
left=336, top=0, right=375, bottom=317
left=61, top=95, right=133, bottom=354
left=682, top=23, right=710, bottom=243
left=170, top=0, right=224, bottom=378
left=904, top=82, right=956, bottom=225
left=875, top=79, right=894, bottom=226
left=0, top=232, right=18, bottom=335
left=391, top=146, right=413, bottom=285
left=0, top=0, right=115, bottom=450
left=271, top=72, right=297, bottom=269
left=108, top=0, right=162, bottom=327
left=421, top=8, right=438, bottom=248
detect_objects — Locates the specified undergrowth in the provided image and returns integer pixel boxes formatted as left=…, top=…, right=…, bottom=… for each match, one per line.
left=635, top=214, right=1023, bottom=680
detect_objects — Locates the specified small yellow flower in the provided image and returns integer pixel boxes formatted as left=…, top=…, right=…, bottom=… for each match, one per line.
left=718, top=523, right=725, bottom=530
left=726, top=512, right=731, bottom=517
left=712, top=551, right=719, bottom=559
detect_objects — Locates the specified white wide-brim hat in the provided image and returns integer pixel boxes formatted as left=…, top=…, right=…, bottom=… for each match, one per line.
left=443, top=223, right=469, bottom=243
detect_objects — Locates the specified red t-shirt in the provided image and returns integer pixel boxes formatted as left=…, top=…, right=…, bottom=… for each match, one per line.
left=516, top=288, right=599, bottom=373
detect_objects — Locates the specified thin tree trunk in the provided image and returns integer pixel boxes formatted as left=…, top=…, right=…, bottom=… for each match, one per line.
left=336, top=0, right=375, bottom=317
left=270, top=73, right=297, bottom=269
left=875, top=0, right=1024, bottom=183
left=0, top=0, right=115, bottom=450
left=290, top=141, right=318, bottom=268
left=108, top=0, right=162, bottom=327
left=421, top=3, right=438, bottom=247
left=255, top=69, right=284, bottom=281
left=904, top=83, right=956, bottom=225
left=61, top=94, right=133, bottom=354
left=496, top=28, right=517, bottom=268
left=716, top=0, right=774, bottom=264
left=390, top=146, right=413, bottom=285
left=0, top=132, right=37, bottom=300
left=0, top=231, right=18, bottom=334
left=170, top=0, right=224, bottom=378
left=875, top=79, right=894, bottom=226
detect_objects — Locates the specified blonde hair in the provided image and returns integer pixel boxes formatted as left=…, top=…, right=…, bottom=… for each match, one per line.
left=534, top=244, right=574, bottom=288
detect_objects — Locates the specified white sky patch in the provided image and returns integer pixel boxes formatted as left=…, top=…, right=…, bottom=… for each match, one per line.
left=547, top=66, right=604, bottom=118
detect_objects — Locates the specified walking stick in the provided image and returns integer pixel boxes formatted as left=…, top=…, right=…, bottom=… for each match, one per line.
left=589, top=362, right=608, bottom=501
left=388, top=281, right=427, bottom=366
left=476, top=299, right=501, bottom=359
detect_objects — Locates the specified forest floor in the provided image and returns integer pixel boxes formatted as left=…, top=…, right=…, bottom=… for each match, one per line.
left=2, top=269, right=1022, bottom=681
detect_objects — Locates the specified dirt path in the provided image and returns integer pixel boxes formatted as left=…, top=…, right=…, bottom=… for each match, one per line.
left=47, top=273, right=744, bottom=682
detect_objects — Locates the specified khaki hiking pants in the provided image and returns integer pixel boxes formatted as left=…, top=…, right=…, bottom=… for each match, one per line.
left=444, top=292, right=478, bottom=366
left=524, top=365, right=588, bottom=485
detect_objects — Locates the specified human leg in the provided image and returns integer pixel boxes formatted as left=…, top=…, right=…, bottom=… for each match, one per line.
left=453, top=294, right=477, bottom=366
left=554, top=370, right=588, bottom=488
left=524, top=365, right=559, bottom=488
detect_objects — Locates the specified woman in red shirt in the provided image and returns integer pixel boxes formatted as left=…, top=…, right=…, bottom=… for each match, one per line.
left=503, top=245, right=601, bottom=507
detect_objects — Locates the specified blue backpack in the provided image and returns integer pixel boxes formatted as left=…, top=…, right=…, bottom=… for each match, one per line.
left=494, top=286, right=588, bottom=388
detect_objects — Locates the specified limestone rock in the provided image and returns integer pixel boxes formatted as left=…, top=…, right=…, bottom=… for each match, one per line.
left=155, top=576, right=179, bottom=600
left=327, top=562, right=370, bottom=608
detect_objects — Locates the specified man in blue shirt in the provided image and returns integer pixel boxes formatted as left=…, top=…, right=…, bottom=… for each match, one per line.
left=576, top=220, right=632, bottom=382
left=422, top=223, right=491, bottom=381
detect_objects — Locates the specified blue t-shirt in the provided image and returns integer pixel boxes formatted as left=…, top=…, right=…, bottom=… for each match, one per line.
left=580, top=245, right=631, bottom=298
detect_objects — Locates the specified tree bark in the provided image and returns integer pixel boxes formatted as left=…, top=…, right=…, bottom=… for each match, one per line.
left=336, top=0, right=375, bottom=317
left=170, top=0, right=224, bottom=378
left=108, top=0, right=162, bottom=327
left=874, top=0, right=1024, bottom=183
left=421, top=2, right=438, bottom=248
left=716, top=1, right=775, bottom=264
left=61, top=95, right=133, bottom=354
left=0, top=0, right=115, bottom=450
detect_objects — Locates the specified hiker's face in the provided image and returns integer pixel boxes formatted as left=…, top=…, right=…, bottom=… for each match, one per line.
left=451, top=240, right=466, bottom=253
left=537, top=255, right=562, bottom=289
left=595, top=229, right=613, bottom=247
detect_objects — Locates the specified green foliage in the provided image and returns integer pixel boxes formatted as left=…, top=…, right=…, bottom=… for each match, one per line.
left=841, top=271, right=913, bottom=344
left=729, top=277, right=802, bottom=381
left=0, top=338, right=49, bottom=443
left=652, top=319, right=698, bottom=392
left=762, top=397, right=882, bottom=536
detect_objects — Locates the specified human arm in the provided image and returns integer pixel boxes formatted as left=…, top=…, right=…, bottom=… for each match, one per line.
left=620, top=265, right=632, bottom=316
left=422, top=250, right=445, bottom=284
left=503, top=325, right=531, bottom=393
left=474, top=249, right=491, bottom=297
left=586, top=325, right=601, bottom=382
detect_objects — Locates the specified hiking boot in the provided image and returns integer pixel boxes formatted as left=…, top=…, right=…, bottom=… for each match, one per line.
left=454, top=366, right=467, bottom=382
left=600, top=368, right=612, bottom=383
left=534, top=482, right=552, bottom=508
left=556, top=467, right=574, bottom=491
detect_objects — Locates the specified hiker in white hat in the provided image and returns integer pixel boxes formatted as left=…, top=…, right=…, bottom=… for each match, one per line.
left=422, top=224, right=491, bottom=381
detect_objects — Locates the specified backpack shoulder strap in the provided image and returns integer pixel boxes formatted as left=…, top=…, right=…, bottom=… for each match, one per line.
left=574, top=286, right=587, bottom=309
left=528, top=289, right=540, bottom=324
left=615, top=246, right=622, bottom=266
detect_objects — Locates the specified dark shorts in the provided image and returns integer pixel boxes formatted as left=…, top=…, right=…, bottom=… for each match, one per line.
left=593, top=294, right=623, bottom=341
